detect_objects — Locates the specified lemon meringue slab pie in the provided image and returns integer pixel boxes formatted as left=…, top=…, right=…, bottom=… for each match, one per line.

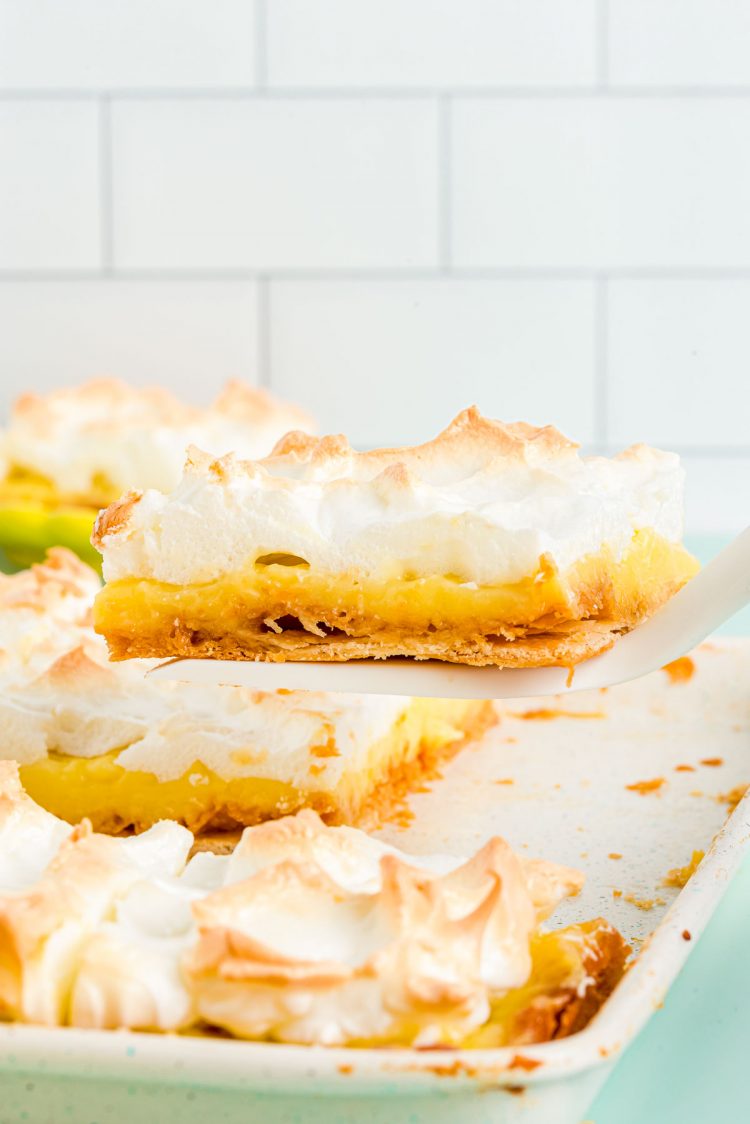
left=0, top=550, right=494, bottom=834
left=0, top=765, right=628, bottom=1047
left=93, top=408, right=699, bottom=669
left=0, top=377, right=313, bottom=568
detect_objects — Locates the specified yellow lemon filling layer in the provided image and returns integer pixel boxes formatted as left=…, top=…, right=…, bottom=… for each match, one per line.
left=0, top=465, right=118, bottom=509
left=345, top=920, right=627, bottom=1049
left=0, top=471, right=102, bottom=569
left=19, top=699, right=492, bottom=834
left=94, top=529, right=699, bottom=648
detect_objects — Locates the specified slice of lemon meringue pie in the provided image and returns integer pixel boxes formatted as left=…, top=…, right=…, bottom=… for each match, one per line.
left=0, top=377, right=313, bottom=568
left=0, top=765, right=628, bottom=1046
left=1, top=551, right=494, bottom=833
left=93, top=407, right=698, bottom=669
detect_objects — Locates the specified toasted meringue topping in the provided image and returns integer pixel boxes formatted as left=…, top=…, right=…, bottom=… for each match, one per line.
left=94, top=407, right=685, bottom=586
left=2, top=643, right=408, bottom=782
left=69, top=850, right=231, bottom=1033
left=0, top=549, right=100, bottom=680
left=186, top=810, right=583, bottom=1046
left=2, top=378, right=313, bottom=501
left=0, top=775, right=589, bottom=1045
left=0, top=762, right=72, bottom=891
left=70, top=872, right=209, bottom=1032
left=0, top=791, right=192, bottom=1024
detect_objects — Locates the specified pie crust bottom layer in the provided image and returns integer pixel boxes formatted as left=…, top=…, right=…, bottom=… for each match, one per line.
left=19, top=698, right=496, bottom=835
left=95, top=530, right=699, bottom=668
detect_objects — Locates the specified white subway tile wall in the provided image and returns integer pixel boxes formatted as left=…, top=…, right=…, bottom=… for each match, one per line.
left=112, top=100, right=439, bottom=270
left=607, top=280, right=750, bottom=449
left=0, top=0, right=747, bottom=534
left=0, top=282, right=259, bottom=418
left=451, top=99, right=750, bottom=269
left=270, top=280, right=596, bottom=447
left=0, top=101, right=100, bottom=269
left=608, top=0, right=750, bottom=87
left=266, top=0, right=598, bottom=88
left=0, top=1, right=256, bottom=90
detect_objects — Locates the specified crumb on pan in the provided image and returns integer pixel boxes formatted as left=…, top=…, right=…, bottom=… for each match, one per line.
left=717, top=784, right=748, bottom=812
left=662, top=850, right=705, bottom=889
left=625, top=777, right=666, bottom=796
left=622, top=894, right=666, bottom=911
left=661, top=656, right=695, bottom=684
left=510, top=708, right=605, bottom=721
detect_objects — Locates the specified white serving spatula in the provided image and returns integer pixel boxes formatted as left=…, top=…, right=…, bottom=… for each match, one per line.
left=148, top=527, right=750, bottom=700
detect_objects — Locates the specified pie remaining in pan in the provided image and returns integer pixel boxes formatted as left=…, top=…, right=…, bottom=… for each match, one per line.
left=0, top=378, right=313, bottom=568
left=93, top=407, right=699, bottom=668
left=0, top=763, right=628, bottom=1048
left=0, top=550, right=494, bottom=834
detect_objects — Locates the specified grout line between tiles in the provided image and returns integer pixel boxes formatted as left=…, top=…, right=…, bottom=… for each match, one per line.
left=98, top=96, right=114, bottom=273
left=7, top=268, right=750, bottom=283
left=594, top=276, right=608, bottom=445
left=6, top=86, right=750, bottom=101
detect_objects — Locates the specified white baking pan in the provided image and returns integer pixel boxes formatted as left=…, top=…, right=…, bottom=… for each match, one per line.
left=0, top=640, right=748, bottom=1124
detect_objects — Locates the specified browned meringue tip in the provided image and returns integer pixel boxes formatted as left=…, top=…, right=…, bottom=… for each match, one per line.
left=9, top=377, right=313, bottom=436
left=91, top=490, right=142, bottom=550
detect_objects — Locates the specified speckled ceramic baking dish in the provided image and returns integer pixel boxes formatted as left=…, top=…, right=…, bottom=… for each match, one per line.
left=0, top=640, right=747, bottom=1124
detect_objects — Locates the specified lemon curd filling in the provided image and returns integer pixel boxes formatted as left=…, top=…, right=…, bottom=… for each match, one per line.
left=18, top=699, right=493, bottom=834
left=94, top=529, right=699, bottom=660
left=19, top=754, right=306, bottom=835
left=0, top=468, right=106, bottom=569
left=345, top=920, right=628, bottom=1049
left=465, top=922, right=625, bottom=1047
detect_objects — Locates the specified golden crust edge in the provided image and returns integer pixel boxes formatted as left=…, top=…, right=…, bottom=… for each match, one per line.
left=63, top=700, right=496, bottom=839
left=101, top=621, right=622, bottom=669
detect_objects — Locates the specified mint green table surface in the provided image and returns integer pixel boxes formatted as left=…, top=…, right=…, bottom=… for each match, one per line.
left=589, top=856, right=750, bottom=1123
left=591, top=534, right=750, bottom=1124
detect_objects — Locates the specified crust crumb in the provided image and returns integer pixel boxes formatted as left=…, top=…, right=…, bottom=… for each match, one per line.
left=625, top=777, right=666, bottom=796
left=508, top=1055, right=542, bottom=1071
left=511, top=708, right=605, bottom=721
left=358, top=702, right=497, bottom=831
left=662, top=851, right=704, bottom=889
left=623, top=893, right=666, bottom=911
left=662, top=656, right=695, bottom=684
left=717, top=784, right=748, bottom=812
